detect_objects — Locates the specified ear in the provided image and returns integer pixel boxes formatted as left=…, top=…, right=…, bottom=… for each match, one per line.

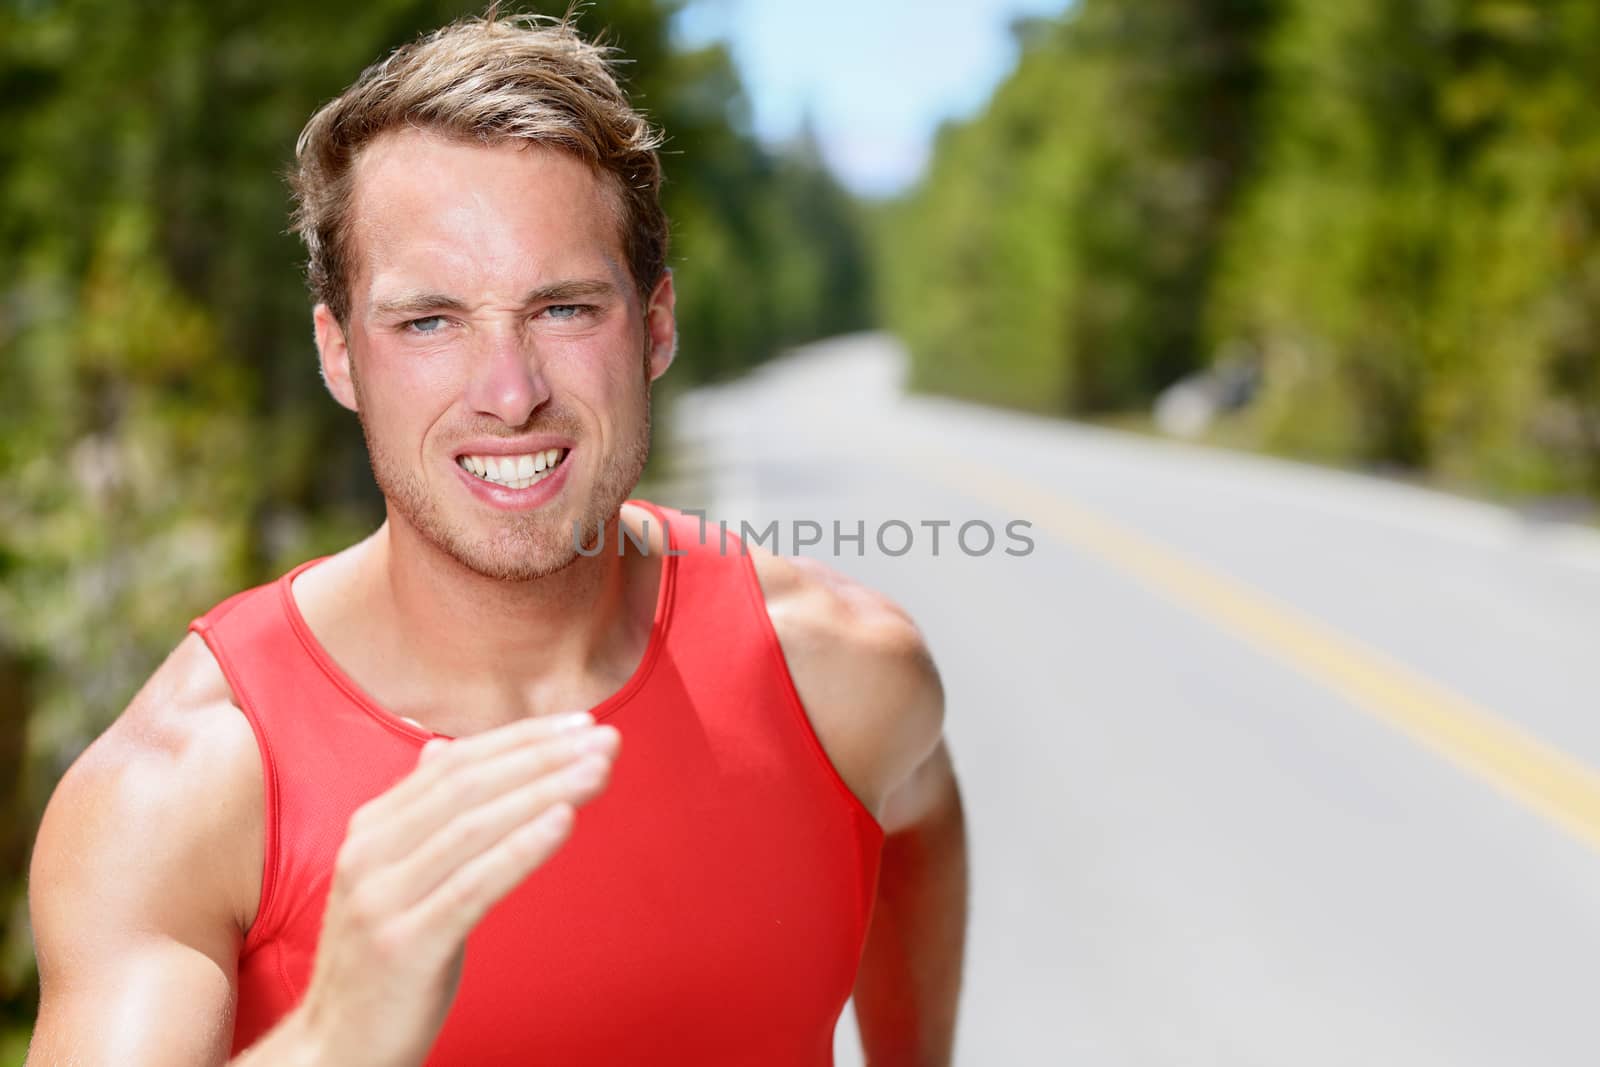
left=313, top=303, right=359, bottom=413
left=644, top=269, right=677, bottom=382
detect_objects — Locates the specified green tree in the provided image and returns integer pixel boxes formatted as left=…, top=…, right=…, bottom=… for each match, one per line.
left=879, top=1, right=1280, bottom=414
left=880, top=0, right=1600, bottom=497
left=1212, top=0, right=1600, bottom=491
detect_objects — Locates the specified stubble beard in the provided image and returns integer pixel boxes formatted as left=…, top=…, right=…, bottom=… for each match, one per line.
left=351, top=356, right=652, bottom=584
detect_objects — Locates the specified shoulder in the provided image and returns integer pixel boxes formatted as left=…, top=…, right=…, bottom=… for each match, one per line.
left=30, top=632, right=265, bottom=964
left=745, top=544, right=945, bottom=830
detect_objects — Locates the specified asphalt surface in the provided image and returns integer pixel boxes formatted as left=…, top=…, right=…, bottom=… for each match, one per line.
left=663, top=333, right=1600, bottom=1067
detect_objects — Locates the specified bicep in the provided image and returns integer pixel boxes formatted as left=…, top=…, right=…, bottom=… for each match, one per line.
left=26, top=707, right=253, bottom=1066
left=30, top=932, right=237, bottom=1066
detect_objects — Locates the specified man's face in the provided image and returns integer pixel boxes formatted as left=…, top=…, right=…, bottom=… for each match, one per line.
left=314, top=128, right=675, bottom=581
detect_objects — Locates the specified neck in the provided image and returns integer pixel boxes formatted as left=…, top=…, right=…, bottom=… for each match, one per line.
left=341, top=503, right=661, bottom=726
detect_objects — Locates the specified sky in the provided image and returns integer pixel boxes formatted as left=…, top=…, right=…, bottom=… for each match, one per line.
left=672, top=0, right=1071, bottom=198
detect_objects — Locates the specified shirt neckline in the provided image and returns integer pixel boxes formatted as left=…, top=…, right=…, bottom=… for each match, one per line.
left=276, top=498, right=678, bottom=742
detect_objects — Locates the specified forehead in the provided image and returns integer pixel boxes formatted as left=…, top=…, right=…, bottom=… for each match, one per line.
left=345, top=128, right=632, bottom=308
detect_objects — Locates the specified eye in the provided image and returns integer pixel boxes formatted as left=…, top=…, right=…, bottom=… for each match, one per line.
left=544, top=304, right=591, bottom=322
left=404, top=315, right=449, bottom=334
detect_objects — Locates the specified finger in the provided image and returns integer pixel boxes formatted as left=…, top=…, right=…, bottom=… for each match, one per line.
left=369, top=750, right=616, bottom=907
left=406, top=801, right=579, bottom=949
left=415, top=710, right=596, bottom=777
left=354, top=724, right=620, bottom=867
left=362, top=710, right=595, bottom=819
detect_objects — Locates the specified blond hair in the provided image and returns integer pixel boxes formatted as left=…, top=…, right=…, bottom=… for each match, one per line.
left=289, top=10, right=668, bottom=324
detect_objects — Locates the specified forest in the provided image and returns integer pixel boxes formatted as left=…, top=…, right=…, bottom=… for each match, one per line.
left=880, top=0, right=1600, bottom=497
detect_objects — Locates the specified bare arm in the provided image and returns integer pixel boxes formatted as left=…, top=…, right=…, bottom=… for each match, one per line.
left=27, top=638, right=265, bottom=1065
left=853, top=738, right=969, bottom=1067
left=831, top=605, right=966, bottom=1066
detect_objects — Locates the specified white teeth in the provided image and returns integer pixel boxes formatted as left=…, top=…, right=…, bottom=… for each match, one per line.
left=458, top=448, right=566, bottom=489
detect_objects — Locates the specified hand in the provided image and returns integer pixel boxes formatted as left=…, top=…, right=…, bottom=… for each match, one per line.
left=294, top=711, right=619, bottom=1067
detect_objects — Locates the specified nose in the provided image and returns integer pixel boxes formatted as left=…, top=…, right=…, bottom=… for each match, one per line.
left=465, top=330, right=551, bottom=427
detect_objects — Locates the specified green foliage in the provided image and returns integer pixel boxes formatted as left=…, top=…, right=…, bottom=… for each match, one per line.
left=880, top=1, right=1279, bottom=414
left=0, top=0, right=868, bottom=1040
left=1211, top=0, right=1600, bottom=490
left=878, top=0, right=1600, bottom=496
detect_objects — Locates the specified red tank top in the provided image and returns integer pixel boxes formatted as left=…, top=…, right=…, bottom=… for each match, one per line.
left=188, top=500, right=884, bottom=1064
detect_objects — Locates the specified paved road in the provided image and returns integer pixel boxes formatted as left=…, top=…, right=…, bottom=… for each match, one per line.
left=664, top=333, right=1600, bottom=1067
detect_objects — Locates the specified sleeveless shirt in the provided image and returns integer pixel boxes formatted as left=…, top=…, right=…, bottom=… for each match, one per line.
left=188, top=500, right=885, bottom=1064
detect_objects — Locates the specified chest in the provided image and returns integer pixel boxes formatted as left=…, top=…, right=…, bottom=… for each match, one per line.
left=250, top=680, right=881, bottom=1064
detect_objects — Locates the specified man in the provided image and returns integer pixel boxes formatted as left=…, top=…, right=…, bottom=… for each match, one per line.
left=26, top=12, right=966, bottom=1066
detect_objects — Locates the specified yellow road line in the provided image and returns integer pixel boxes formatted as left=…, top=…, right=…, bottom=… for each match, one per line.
left=932, top=456, right=1600, bottom=854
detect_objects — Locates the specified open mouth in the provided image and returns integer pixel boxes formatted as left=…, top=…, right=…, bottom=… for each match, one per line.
left=456, top=447, right=569, bottom=491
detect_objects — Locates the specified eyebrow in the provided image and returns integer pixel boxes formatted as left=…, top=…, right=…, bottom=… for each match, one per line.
left=370, top=279, right=621, bottom=319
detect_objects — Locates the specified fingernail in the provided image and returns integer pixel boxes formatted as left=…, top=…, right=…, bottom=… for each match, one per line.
left=574, top=725, right=618, bottom=752
left=555, top=710, right=594, bottom=730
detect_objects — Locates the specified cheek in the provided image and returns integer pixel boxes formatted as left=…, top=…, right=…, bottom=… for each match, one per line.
left=550, top=339, right=645, bottom=403
left=594, top=358, right=651, bottom=433
left=359, top=346, right=463, bottom=437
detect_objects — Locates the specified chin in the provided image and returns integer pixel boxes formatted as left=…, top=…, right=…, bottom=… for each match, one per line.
left=442, top=513, right=589, bottom=582
left=458, top=544, right=578, bottom=583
